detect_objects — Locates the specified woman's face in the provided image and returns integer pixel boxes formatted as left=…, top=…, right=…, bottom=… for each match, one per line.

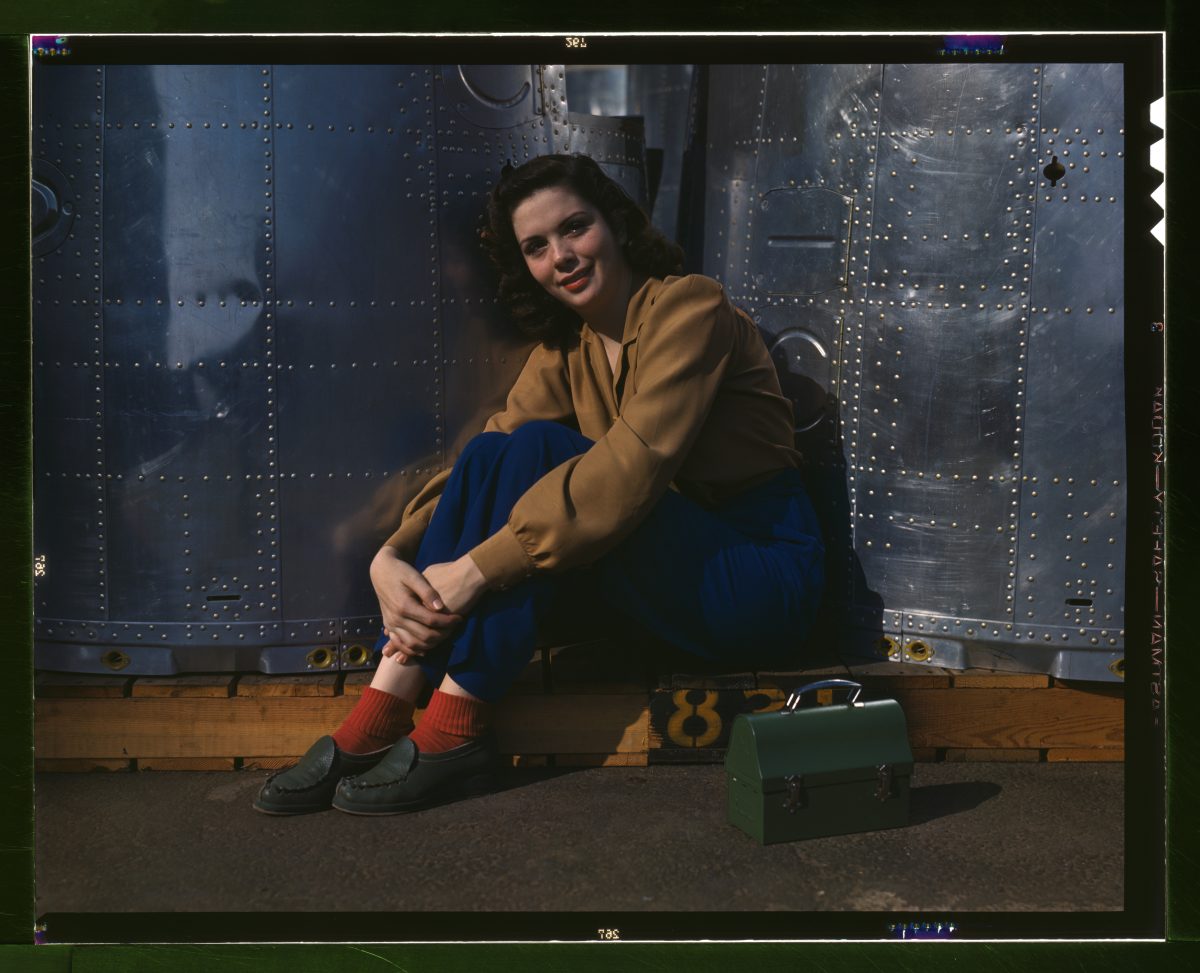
left=510, top=184, right=631, bottom=321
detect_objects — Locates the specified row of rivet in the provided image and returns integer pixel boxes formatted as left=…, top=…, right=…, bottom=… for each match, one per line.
left=844, top=79, right=883, bottom=602
left=1002, top=67, right=1043, bottom=616
left=426, top=67, right=445, bottom=460
left=93, top=66, right=108, bottom=612
left=39, top=297, right=502, bottom=307
left=262, top=66, right=281, bottom=604
left=37, top=360, right=490, bottom=369
left=42, top=471, right=430, bottom=479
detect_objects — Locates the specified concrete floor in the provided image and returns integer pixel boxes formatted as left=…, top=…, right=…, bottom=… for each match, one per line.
left=34, top=761, right=1123, bottom=916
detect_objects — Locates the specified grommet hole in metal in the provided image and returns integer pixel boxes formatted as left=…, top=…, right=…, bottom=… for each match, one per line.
left=306, top=647, right=335, bottom=669
left=905, top=640, right=932, bottom=662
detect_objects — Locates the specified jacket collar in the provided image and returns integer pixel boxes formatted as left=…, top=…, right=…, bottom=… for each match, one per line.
left=579, top=274, right=667, bottom=349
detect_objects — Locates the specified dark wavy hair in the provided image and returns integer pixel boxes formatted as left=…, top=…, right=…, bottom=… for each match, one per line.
left=481, top=154, right=685, bottom=345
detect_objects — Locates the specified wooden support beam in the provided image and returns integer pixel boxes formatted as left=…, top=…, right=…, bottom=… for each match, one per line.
left=35, top=693, right=649, bottom=760
left=943, top=748, right=1043, bottom=762
left=1046, top=748, right=1125, bottom=762
left=138, top=757, right=238, bottom=771
left=131, top=675, right=236, bottom=698
left=235, top=674, right=340, bottom=698
left=893, top=687, right=1123, bottom=750
left=35, top=673, right=132, bottom=698
left=35, top=758, right=132, bottom=772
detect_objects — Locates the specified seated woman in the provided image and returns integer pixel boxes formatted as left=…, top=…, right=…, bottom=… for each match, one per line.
left=255, top=153, right=825, bottom=816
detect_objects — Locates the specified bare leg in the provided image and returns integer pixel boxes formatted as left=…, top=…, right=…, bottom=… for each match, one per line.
left=437, top=672, right=483, bottom=701
left=369, top=656, right=428, bottom=702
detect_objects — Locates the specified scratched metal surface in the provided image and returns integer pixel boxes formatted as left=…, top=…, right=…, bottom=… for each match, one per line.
left=699, top=63, right=1126, bottom=680
left=31, top=61, right=1126, bottom=680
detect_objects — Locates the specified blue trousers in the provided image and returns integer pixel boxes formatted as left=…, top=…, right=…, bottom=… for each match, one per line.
left=374, top=420, right=825, bottom=702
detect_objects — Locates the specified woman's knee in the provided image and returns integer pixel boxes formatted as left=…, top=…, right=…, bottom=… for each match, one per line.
left=503, top=420, right=591, bottom=460
left=455, top=430, right=510, bottom=469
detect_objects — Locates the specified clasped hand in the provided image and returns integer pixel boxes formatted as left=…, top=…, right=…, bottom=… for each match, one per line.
left=370, top=547, right=489, bottom=665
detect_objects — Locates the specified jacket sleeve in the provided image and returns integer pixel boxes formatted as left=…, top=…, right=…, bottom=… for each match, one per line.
left=467, top=275, right=735, bottom=588
left=382, top=340, right=575, bottom=560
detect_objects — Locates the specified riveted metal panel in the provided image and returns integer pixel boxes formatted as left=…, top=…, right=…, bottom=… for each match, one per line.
left=1016, top=63, right=1125, bottom=648
left=33, top=475, right=107, bottom=620
left=102, top=307, right=272, bottom=478
left=692, top=62, right=1126, bottom=679
left=627, top=63, right=693, bottom=235
left=103, top=64, right=267, bottom=122
left=752, top=187, right=853, bottom=297
left=433, top=70, right=531, bottom=454
left=33, top=66, right=102, bottom=306
left=102, top=127, right=266, bottom=297
left=33, top=361, right=96, bottom=473
left=564, top=113, right=649, bottom=207
left=276, top=475, right=406, bottom=620
left=104, top=474, right=279, bottom=622
left=273, top=308, right=440, bottom=474
left=701, top=65, right=769, bottom=290
left=854, top=306, right=1023, bottom=476
left=845, top=66, right=1036, bottom=645
left=441, top=64, right=542, bottom=130
left=754, top=304, right=841, bottom=437
left=757, top=64, right=882, bottom=194
left=272, top=67, right=434, bottom=306
left=854, top=474, right=1014, bottom=617
left=33, top=64, right=108, bottom=637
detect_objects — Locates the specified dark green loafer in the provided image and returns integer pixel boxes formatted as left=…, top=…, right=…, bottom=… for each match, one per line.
left=331, top=734, right=497, bottom=815
left=253, top=735, right=389, bottom=815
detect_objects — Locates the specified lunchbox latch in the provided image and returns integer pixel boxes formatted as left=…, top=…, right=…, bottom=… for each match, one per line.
left=876, top=763, right=894, bottom=802
left=783, top=774, right=805, bottom=813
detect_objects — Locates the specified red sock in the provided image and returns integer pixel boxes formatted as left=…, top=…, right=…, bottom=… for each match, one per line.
left=408, top=689, right=492, bottom=754
left=331, top=687, right=415, bottom=755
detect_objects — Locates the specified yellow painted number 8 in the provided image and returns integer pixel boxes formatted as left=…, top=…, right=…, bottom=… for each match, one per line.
left=667, top=689, right=722, bottom=748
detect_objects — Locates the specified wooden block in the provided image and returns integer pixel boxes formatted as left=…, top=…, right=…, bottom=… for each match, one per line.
left=131, top=675, right=236, bottom=698
left=242, top=756, right=301, bottom=771
left=341, top=671, right=374, bottom=696
left=555, top=753, right=649, bottom=768
left=648, top=687, right=787, bottom=754
left=35, top=672, right=132, bottom=698
left=944, top=748, right=1043, bottom=762
left=662, top=671, right=757, bottom=690
left=1046, top=748, right=1125, bottom=762
left=35, top=758, right=132, bottom=772
left=138, top=757, right=237, bottom=771
left=952, top=669, right=1051, bottom=688
left=895, top=687, right=1123, bottom=750
left=846, top=661, right=955, bottom=689
left=910, top=748, right=940, bottom=762
left=235, top=674, right=340, bottom=698
left=34, top=695, right=642, bottom=760
left=1051, top=679, right=1125, bottom=697
left=509, top=755, right=550, bottom=768
left=35, top=696, right=359, bottom=759
left=493, top=694, right=648, bottom=755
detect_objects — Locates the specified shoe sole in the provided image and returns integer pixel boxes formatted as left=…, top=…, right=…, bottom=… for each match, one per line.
left=331, top=772, right=496, bottom=816
left=251, top=801, right=334, bottom=816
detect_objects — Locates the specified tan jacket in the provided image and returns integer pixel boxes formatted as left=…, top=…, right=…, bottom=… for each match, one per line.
left=384, top=274, right=802, bottom=589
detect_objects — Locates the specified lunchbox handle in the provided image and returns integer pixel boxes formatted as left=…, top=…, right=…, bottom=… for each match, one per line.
left=784, top=678, right=864, bottom=711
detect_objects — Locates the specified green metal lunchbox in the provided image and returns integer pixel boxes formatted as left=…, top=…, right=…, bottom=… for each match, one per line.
left=725, top=679, right=914, bottom=844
